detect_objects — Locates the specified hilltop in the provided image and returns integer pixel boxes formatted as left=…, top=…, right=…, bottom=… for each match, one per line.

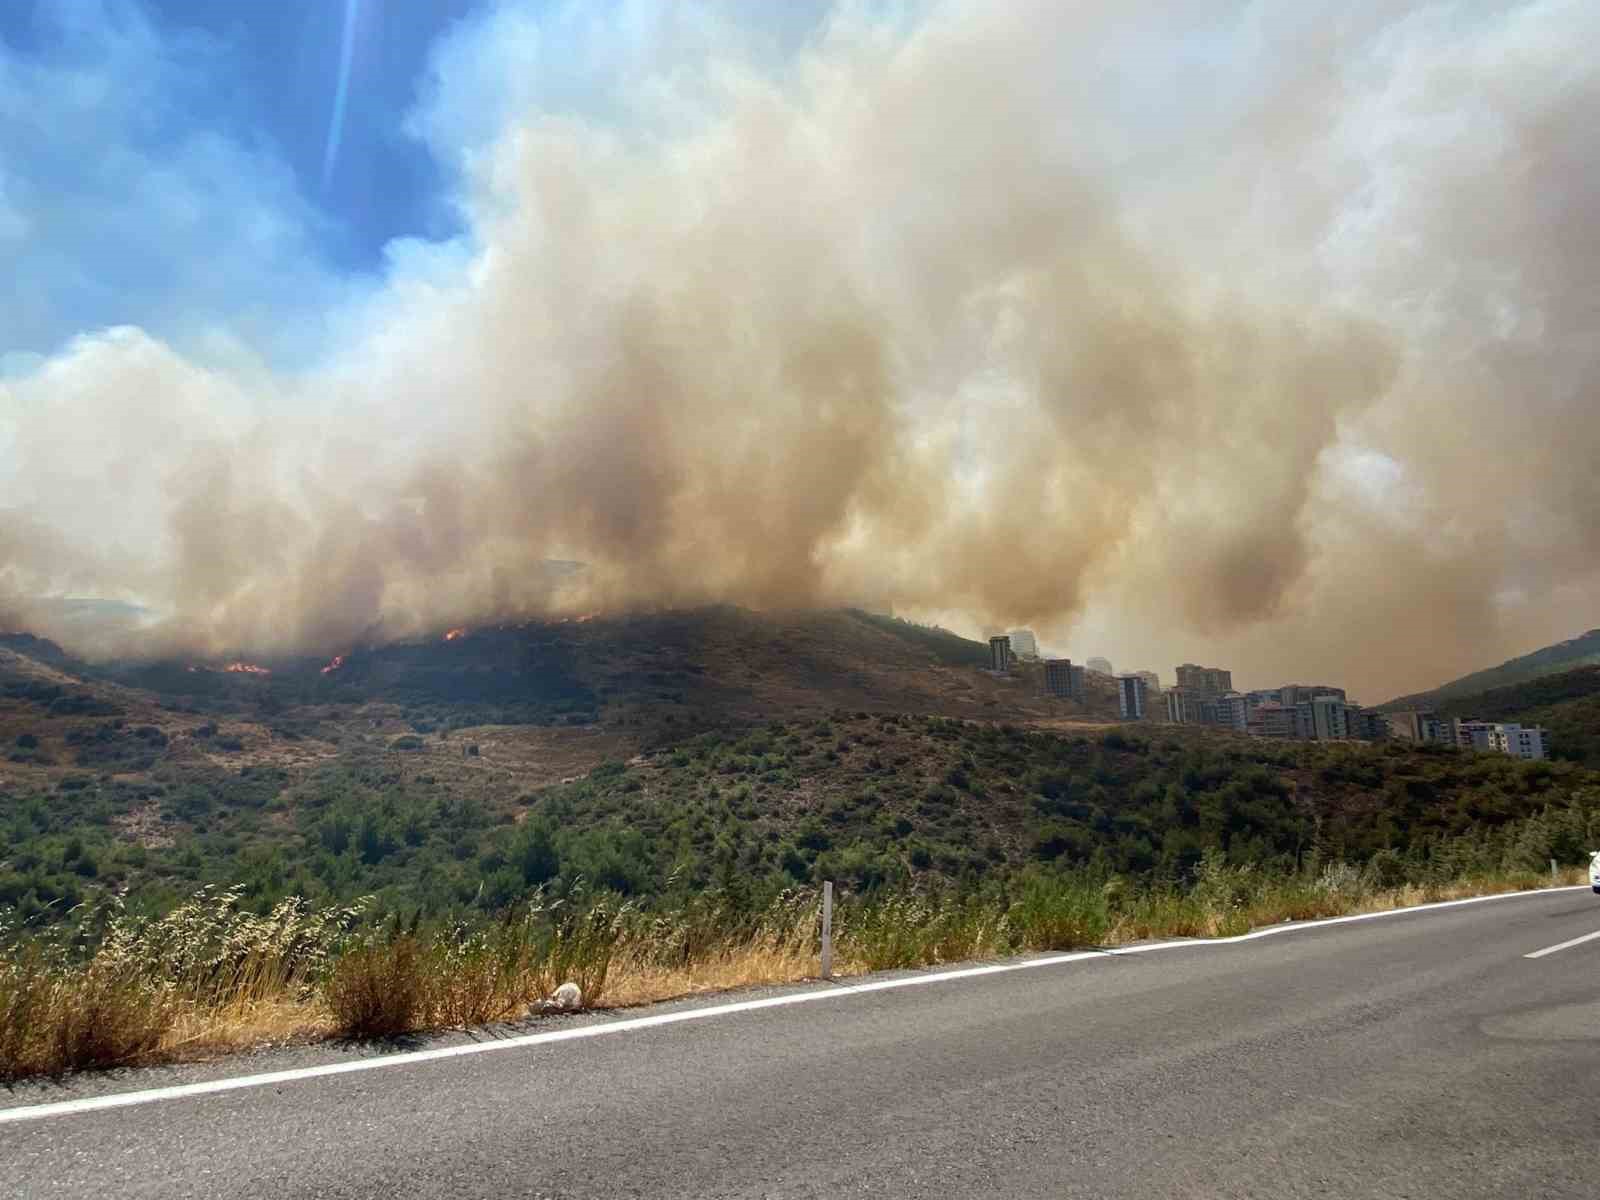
left=39, top=607, right=1107, bottom=724
left=1386, top=628, right=1600, bottom=711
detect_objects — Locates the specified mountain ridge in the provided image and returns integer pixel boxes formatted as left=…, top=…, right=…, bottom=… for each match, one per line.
left=1384, top=627, right=1600, bottom=711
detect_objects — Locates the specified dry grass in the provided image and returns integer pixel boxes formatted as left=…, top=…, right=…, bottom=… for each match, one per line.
left=3, top=864, right=1589, bottom=1081
left=161, top=994, right=333, bottom=1057
left=603, top=942, right=820, bottom=1006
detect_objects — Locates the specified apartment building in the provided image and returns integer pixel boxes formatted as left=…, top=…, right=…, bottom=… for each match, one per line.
left=1354, top=709, right=1392, bottom=741
left=1163, top=687, right=1212, bottom=725
left=1117, top=674, right=1147, bottom=720
left=1455, top=720, right=1550, bottom=760
left=1305, top=694, right=1355, bottom=741
left=988, top=635, right=1012, bottom=673
left=1043, top=659, right=1085, bottom=701
left=1454, top=720, right=1498, bottom=751
left=1387, top=710, right=1454, bottom=744
left=1175, top=664, right=1233, bottom=696
left=1240, top=695, right=1387, bottom=743
left=1006, top=629, right=1040, bottom=661
left=1491, top=723, right=1549, bottom=760
left=1247, top=702, right=1297, bottom=740
left=1213, top=692, right=1251, bottom=732
left=1279, top=684, right=1346, bottom=708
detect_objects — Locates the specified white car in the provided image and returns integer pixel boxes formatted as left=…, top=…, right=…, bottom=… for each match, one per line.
left=1591, top=850, right=1600, bottom=894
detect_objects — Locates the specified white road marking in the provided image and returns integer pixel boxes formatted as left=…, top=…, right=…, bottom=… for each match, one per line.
left=0, top=883, right=1588, bottom=1127
left=1524, top=929, right=1600, bottom=959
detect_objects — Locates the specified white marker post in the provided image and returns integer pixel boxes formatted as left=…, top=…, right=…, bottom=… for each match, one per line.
left=821, top=881, right=834, bottom=981
left=1551, top=858, right=1558, bottom=883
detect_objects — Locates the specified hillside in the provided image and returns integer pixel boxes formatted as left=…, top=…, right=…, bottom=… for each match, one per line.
left=3, top=607, right=1597, bottom=929
left=1387, top=628, right=1600, bottom=710
left=0, top=607, right=1125, bottom=924
left=1427, top=664, right=1600, bottom=769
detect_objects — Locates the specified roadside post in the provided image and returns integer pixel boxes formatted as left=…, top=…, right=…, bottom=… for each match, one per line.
left=1551, top=858, right=1558, bottom=883
left=821, top=881, right=834, bottom=980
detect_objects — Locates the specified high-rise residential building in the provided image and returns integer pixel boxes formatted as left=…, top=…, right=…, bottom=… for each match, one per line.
left=1006, top=629, right=1040, bottom=661
left=1134, top=670, right=1161, bottom=694
left=1086, top=656, right=1114, bottom=677
left=1213, top=692, right=1250, bottom=732
left=1247, top=702, right=1297, bottom=740
left=1303, top=695, right=1357, bottom=741
left=1490, top=723, right=1549, bottom=760
left=988, top=635, right=1012, bottom=673
left=1355, top=709, right=1392, bottom=741
left=1387, top=710, right=1444, bottom=743
left=1116, top=674, right=1147, bottom=720
left=1387, top=710, right=1454, bottom=744
left=1163, top=689, right=1188, bottom=723
left=1254, top=697, right=1385, bottom=742
left=1431, top=719, right=1553, bottom=760
left=1175, top=664, right=1233, bottom=696
left=1386, top=710, right=1424, bottom=741
left=1454, top=720, right=1498, bottom=751
left=1164, top=687, right=1214, bottom=725
left=1043, top=659, right=1085, bottom=701
left=1279, top=684, right=1346, bottom=708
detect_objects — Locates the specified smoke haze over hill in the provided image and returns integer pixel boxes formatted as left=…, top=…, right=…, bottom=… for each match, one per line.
left=2, top=0, right=1598, bottom=698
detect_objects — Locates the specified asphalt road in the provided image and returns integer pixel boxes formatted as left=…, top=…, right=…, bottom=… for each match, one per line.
left=5, top=887, right=1599, bottom=1199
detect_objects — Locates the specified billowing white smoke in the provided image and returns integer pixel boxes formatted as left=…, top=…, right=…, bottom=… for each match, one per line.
left=2, top=0, right=1597, bottom=699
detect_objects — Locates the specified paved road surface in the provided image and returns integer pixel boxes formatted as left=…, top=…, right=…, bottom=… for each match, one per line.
left=5, top=887, right=1599, bottom=1198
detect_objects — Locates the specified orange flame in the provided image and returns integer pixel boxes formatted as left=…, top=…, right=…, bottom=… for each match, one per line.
left=320, top=654, right=346, bottom=675
left=444, top=628, right=467, bottom=641
left=224, top=661, right=271, bottom=676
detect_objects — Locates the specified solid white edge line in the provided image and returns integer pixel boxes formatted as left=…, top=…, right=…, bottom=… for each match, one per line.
left=0, top=883, right=1588, bottom=1126
left=1523, top=928, right=1600, bottom=959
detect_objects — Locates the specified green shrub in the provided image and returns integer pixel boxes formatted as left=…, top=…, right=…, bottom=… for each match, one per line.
left=1009, top=871, right=1110, bottom=950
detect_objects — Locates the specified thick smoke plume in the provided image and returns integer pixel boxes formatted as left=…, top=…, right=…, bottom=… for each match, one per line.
left=2, top=0, right=1598, bottom=699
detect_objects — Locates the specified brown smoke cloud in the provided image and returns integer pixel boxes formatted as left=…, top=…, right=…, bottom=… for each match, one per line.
left=2, top=0, right=1597, bottom=700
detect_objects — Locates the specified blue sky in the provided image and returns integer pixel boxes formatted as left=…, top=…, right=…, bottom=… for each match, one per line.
left=0, top=0, right=490, bottom=369
left=0, top=0, right=835, bottom=374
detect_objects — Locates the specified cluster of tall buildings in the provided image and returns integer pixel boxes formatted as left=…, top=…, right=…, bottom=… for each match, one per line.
left=1159, top=674, right=1391, bottom=743
left=988, top=631, right=1152, bottom=715
left=1388, top=712, right=1549, bottom=760
left=985, top=637, right=1549, bottom=759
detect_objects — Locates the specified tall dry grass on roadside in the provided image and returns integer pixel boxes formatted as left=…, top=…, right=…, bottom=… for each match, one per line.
left=3, top=862, right=1588, bottom=1081
left=325, top=891, right=631, bottom=1036
left=0, top=887, right=364, bottom=1079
